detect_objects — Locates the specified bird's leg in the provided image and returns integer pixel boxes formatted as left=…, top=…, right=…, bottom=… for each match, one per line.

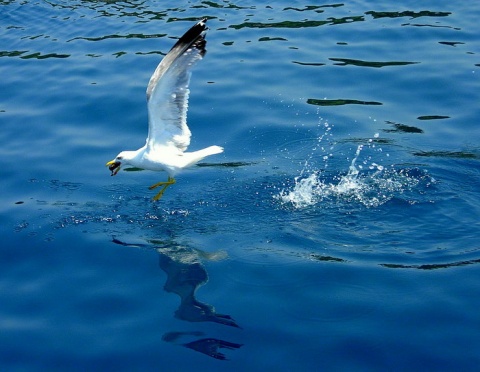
left=149, top=176, right=176, bottom=190
left=149, top=177, right=176, bottom=201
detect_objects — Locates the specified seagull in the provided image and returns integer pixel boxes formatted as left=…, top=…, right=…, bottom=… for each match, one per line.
left=106, top=19, right=223, bottom=200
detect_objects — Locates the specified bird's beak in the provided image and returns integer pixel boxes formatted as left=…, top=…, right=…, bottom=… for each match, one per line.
left=106, top=160, right=121, bottom=176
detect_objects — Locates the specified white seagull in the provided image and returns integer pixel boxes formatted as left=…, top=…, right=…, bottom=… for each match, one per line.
left=106, top=19, right=223, bottom=200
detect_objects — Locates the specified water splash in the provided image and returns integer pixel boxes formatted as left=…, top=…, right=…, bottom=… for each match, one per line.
left=277, top=130, right=431, bottom=209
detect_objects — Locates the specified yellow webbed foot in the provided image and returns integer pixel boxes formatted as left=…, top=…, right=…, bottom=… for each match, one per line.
left=150, top=177, right=176, bottom=201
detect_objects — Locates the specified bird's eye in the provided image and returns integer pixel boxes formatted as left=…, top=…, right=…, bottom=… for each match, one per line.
left=117, top=156, right=123, bottom=160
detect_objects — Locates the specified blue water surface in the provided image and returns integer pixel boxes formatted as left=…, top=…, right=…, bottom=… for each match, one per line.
left=1, top=1, right=480, bottom=370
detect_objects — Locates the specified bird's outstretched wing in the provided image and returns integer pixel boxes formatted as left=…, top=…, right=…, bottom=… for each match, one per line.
left=146, top=19, right=207, bottom=152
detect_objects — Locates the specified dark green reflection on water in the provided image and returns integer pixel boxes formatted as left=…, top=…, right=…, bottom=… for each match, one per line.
left=365, top=10, right=451, bottom=19
left=307, top=98, right=383, bottom=106
left=381, top=258, right=480, bottom=270
left=330, top=58, right=419, bottom=68
left=230, top=16, right=364, bottom=30
left=413, top=151, right=478, bottom=159
left=383, top=121, right=424, bottom=134
left=0, top=50, right=69, bottom=59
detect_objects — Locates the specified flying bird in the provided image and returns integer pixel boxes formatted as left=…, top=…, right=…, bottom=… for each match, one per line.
left=106, top=19, right=223, bottom=200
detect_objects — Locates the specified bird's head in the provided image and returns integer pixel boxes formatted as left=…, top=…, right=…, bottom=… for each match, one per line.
left=106, top=151, right=131, bottom=176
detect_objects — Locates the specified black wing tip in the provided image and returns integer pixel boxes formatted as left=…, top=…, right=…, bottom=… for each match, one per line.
left=198, top=18, right=208, bottom=29
left=188, top=18, right=208, bottom=35
left=172, top=18, right=208, bottom=52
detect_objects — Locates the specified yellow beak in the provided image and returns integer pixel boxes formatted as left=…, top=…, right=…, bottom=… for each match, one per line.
left=106, top=159, right=121, bottom=176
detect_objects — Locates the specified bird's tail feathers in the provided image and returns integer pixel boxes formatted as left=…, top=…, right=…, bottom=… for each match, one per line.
left=184, top=145, right=224, bottom=167
left=203, top=145, right=224, bottom=156
left=194, top=145, right=224, bottom=160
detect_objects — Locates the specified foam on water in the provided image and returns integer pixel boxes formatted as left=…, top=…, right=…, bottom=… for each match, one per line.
left=277, top=126, right=430, bottom=209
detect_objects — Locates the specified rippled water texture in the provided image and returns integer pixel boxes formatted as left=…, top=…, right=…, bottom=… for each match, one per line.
left=1, top=1, right=480, bottom=370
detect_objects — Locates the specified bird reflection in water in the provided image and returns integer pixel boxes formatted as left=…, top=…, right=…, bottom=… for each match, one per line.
left=162, top=331, right=242, bottom=361
left=112, top=237, right=242, bottom=360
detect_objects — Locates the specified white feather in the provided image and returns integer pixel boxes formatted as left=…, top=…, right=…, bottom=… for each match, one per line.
left=109, top=19, right=224, bottom=180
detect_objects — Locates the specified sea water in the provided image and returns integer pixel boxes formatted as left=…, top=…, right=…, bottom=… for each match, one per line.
left=1, top=1, right=480, bottom=370
left=278, top=123, right=433, bottom=209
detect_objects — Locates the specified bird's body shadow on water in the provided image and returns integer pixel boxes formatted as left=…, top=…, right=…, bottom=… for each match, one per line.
left=123, top=161, right=257, bottom=172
